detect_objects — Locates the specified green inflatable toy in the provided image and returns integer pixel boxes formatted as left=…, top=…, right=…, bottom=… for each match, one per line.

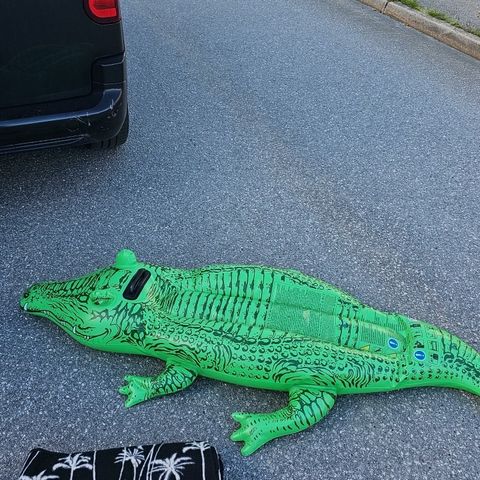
left=21, top=249, right=479, bottom=455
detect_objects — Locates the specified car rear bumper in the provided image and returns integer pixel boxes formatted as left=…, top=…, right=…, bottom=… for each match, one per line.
left=0, top=53, right=127, bottom=154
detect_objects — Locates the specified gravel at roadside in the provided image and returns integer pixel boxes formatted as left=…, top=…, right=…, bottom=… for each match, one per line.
left=419, top=0, right=480, bottom=30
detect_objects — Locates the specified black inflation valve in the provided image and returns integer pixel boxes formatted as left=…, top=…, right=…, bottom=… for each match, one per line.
left=123, top=268, right=151, bottom=300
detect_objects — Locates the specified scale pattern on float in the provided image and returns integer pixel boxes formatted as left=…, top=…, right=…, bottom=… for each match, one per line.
left=21, top=250, right=480, bottom=456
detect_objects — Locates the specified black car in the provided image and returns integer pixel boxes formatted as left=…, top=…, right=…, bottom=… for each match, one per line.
left=0, top=0, right=128, bottom=154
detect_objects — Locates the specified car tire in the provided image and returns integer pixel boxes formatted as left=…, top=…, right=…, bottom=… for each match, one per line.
left=88, top=109, right=129, bottom=149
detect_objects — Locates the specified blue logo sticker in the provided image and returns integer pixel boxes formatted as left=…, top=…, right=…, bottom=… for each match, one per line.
left=388, top=338, right=399, bottom=349
left=414, top=350, right=426, bottom=361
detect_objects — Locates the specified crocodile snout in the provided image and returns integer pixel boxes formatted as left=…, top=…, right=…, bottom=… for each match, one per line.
left=20, top=284, right=45, bottom=312
left=20, top=287, right=31, bottom=311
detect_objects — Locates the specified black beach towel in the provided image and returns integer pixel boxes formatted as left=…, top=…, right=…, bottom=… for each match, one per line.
left=18, top=442, right=223, bottom=480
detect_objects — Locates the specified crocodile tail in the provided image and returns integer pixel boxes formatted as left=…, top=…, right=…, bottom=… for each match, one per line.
left=406, top=321, right=480, bottom=397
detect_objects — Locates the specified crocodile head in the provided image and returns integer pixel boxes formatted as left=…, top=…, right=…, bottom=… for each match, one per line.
left=20, top=249, right=154, bottom=353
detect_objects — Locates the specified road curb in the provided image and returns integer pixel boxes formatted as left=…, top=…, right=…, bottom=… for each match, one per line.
left=359, top=1, right=480, bottom=61
left=359, top=0, right=387, bottom=12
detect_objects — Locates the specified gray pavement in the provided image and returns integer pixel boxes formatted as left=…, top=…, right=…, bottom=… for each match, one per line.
left=419, top=0, right=480, bottom=30
left=1, top=0, right=480, bottom=478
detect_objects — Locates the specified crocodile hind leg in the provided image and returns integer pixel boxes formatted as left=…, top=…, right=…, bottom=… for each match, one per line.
left=119, top=362, right=197, bottom=408
left=231, top=386, right=336, bottom=455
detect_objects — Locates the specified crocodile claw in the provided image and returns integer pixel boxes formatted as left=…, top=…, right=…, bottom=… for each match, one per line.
left=231, top=411, right=272, bottom=456
left=119, top=375, right=152, bottom=408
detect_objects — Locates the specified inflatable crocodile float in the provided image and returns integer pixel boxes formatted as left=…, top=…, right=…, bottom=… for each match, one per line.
left=21, top=249, right=479, bottom=455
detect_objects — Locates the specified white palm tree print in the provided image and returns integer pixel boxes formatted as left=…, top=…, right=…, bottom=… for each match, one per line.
left=150, top=452, right=194, bottom=480
left=138, top=444, right=162, bottom=480
left=53, top=453, right=92, bottom=480
left=115, top=446, right=145, bottom=480
left=19, top=471, right=59, bottom=480
left=182, top=442, right=211, bottom=480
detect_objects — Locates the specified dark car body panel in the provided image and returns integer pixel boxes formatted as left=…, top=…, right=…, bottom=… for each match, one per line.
left=0, top=0, right=127, bottom=153
left=0, top=55, right=127, bottom=153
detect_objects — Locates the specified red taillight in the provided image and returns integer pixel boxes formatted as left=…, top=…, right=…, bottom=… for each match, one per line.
left=86, top=0, right=120, bottom=22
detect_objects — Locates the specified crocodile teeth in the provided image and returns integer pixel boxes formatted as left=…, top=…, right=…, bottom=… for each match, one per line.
left=23, top=303, right=28, bottom=311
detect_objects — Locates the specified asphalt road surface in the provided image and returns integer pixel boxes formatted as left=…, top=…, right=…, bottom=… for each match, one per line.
left=1, top=1, right=479, bottom=479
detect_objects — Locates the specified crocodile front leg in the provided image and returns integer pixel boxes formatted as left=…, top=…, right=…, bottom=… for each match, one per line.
left=119, top=363, right=197, bottom=408
left=231, top=387, right=336, bottom=455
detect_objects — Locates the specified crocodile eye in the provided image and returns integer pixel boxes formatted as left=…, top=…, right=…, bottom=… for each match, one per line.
left=89, top=289, right=116, bottom=307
